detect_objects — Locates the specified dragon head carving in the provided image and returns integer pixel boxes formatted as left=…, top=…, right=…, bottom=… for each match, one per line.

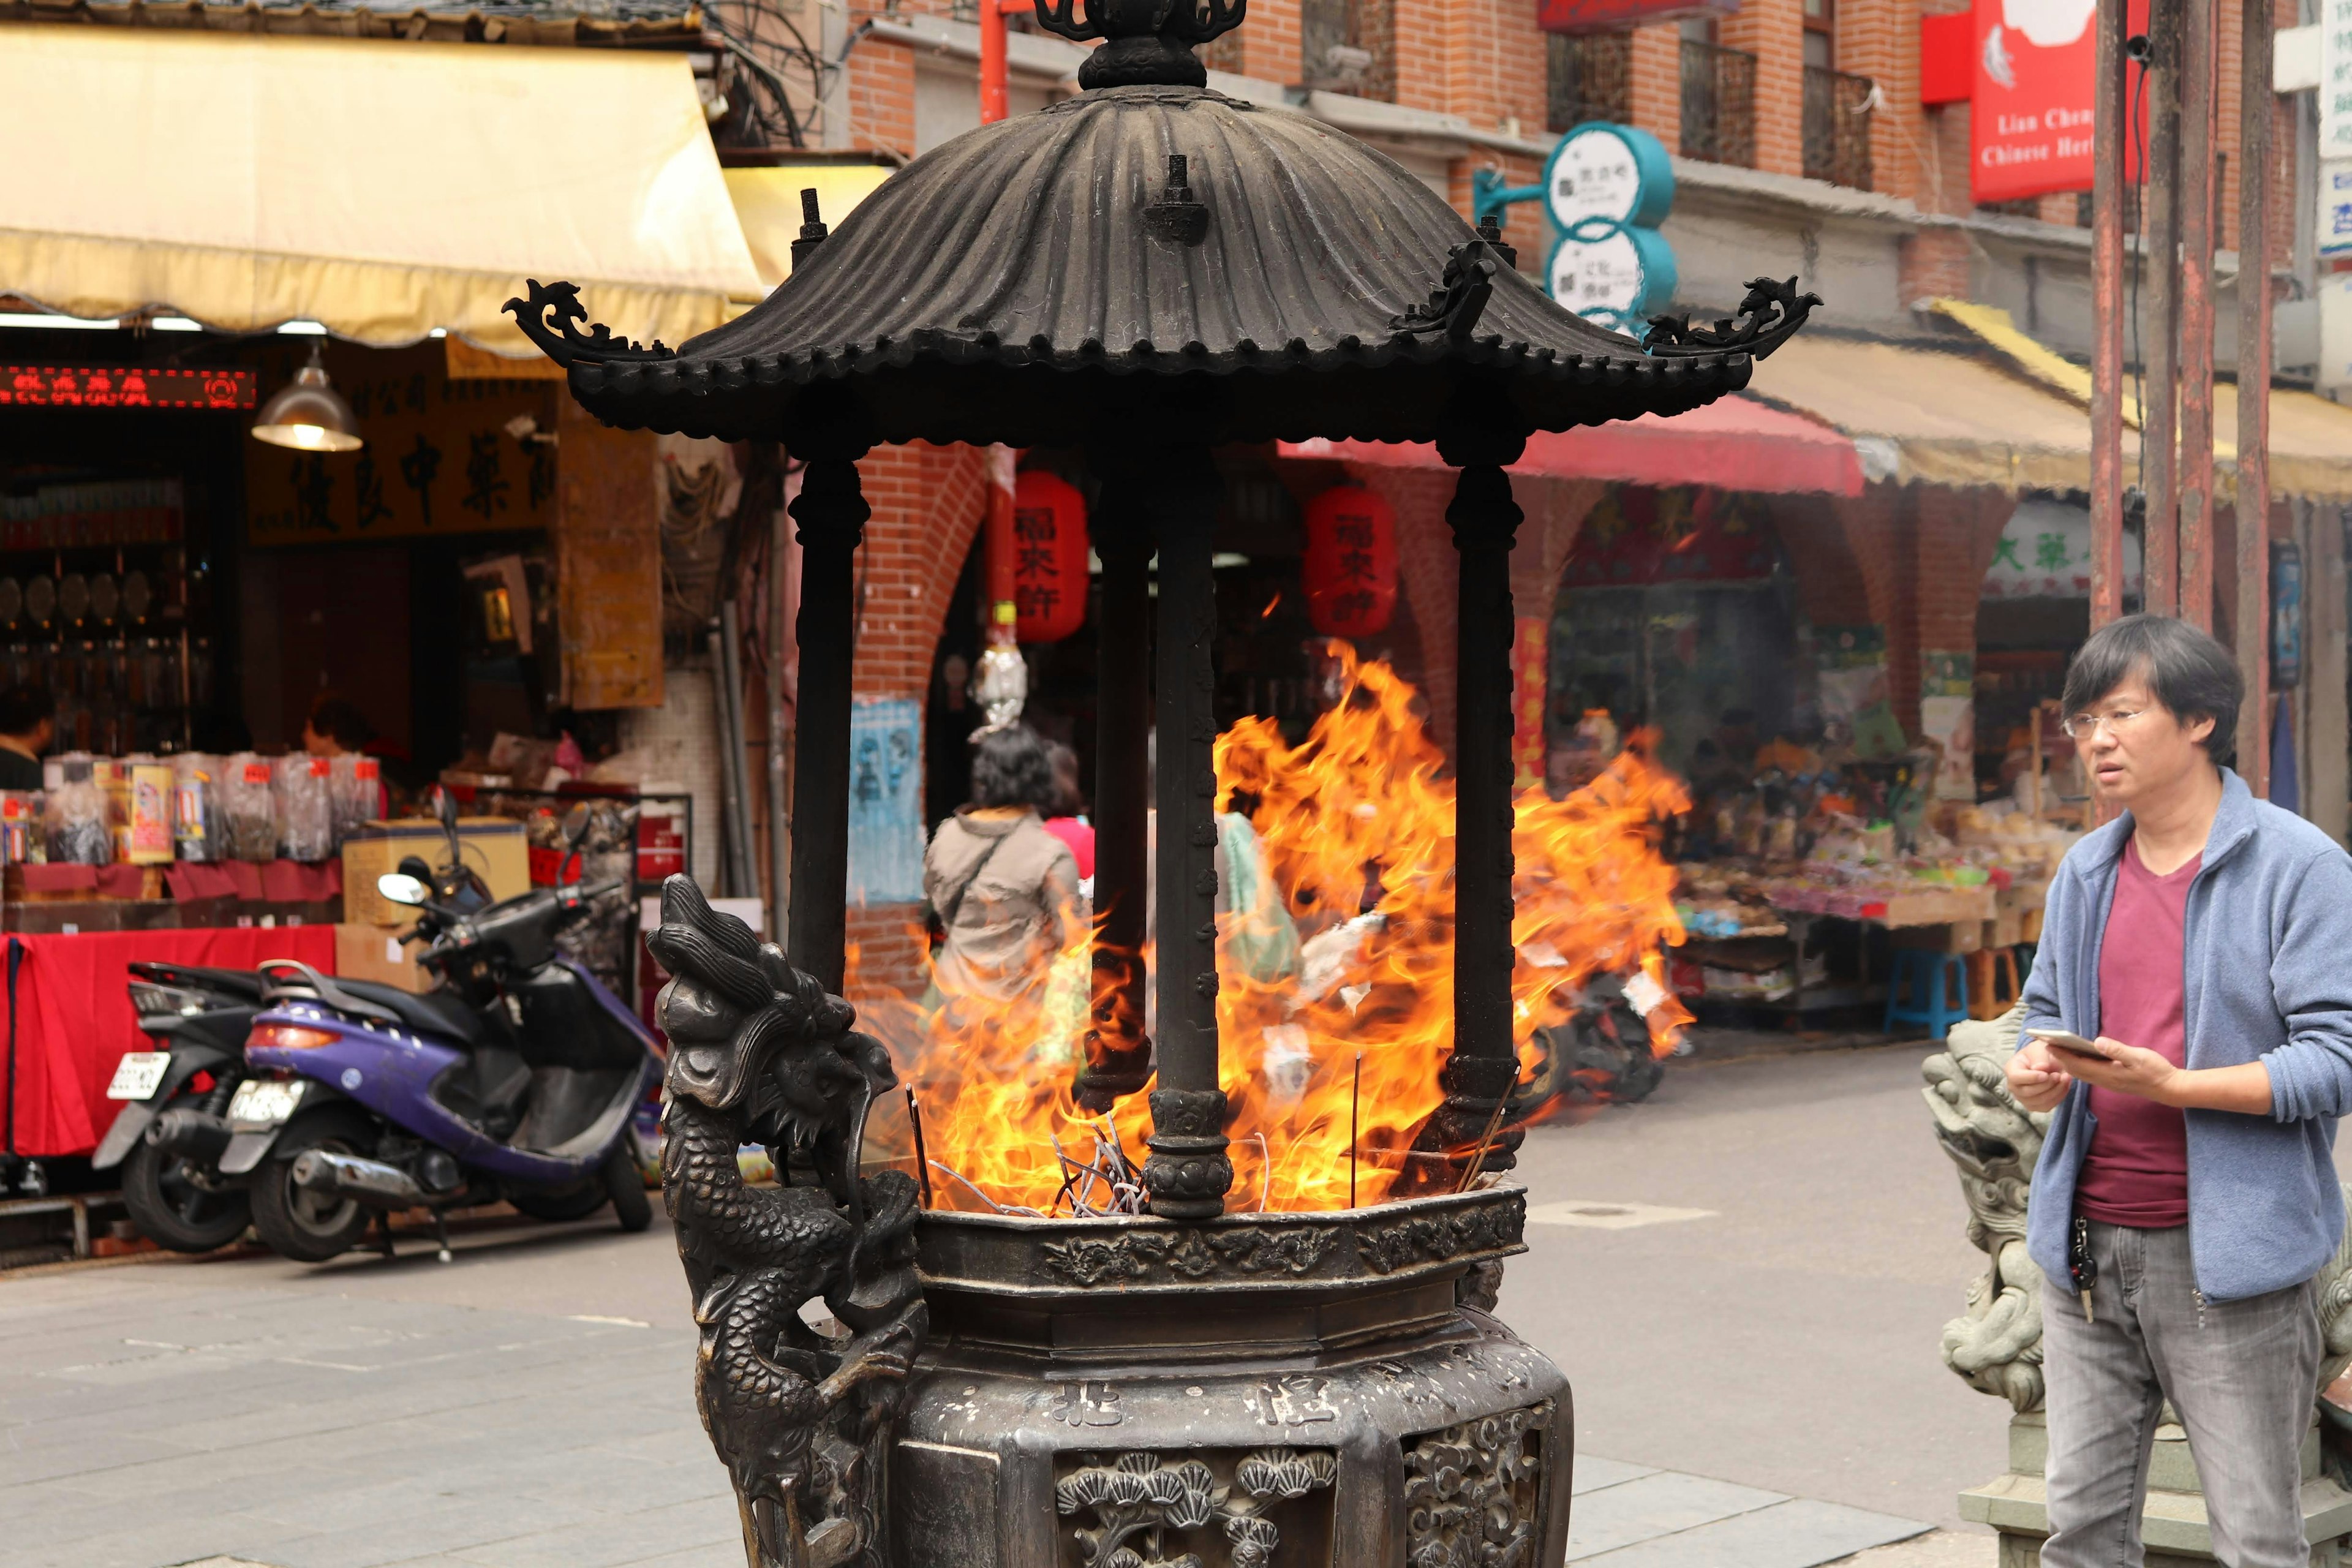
left=648, top=875, right=896, bottom=1207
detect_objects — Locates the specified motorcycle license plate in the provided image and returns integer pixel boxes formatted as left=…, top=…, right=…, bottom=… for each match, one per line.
left=104, top=1052, right=170, bottom=1101
left=227, top=1077, right=305, bottom=1128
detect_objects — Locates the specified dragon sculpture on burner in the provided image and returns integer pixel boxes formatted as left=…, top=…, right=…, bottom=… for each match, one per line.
left=649, top=876, right=927, bottom=1568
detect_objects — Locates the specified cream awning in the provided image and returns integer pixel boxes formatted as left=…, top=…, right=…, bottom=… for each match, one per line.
left=0, top=24, right=763, bottom=353
left=724, top=165, right=899, bottom=290
left=1745, top=335, right=2140, bottom=494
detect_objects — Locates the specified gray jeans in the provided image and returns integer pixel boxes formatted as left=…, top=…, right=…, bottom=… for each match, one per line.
left=2041, top=1222, right=2321, bottom=1568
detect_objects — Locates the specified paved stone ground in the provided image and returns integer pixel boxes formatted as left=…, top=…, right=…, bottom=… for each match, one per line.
left=0, top=1253, right=1925, bottom=1568
left=0, top=1036, right=2056, bottom=1568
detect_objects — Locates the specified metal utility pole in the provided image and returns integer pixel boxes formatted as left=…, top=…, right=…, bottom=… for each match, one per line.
left=2236, top=0, right=2275, bottom=790
left=2144, top=0, right=2186, bottom=616
left=2177, top=0, right=2220, bottom=630
left=2091, top=0, right=2130, bottom=631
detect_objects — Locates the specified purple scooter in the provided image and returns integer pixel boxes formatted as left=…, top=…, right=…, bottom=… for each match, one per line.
left=221, top=795, right=657, bottom=1262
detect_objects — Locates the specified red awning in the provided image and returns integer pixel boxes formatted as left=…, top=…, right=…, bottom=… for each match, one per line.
left=1278, top=394, right=1864, bottom=497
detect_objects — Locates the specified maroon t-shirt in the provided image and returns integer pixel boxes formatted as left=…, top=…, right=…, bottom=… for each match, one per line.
left=2076, top=839, right=2201, bottom=1228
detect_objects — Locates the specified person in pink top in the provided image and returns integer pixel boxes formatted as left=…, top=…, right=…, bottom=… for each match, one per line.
left=1040, top=739, right=1095, bottom=886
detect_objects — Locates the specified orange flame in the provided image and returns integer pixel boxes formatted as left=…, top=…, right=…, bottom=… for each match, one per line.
left=863, top=643, right=1690, bottom=1215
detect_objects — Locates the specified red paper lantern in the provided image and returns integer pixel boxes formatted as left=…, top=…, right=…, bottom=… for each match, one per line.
left=1301, top=484, right=1398, bottom=639
left=1011, top=469, right=1089, bottom=643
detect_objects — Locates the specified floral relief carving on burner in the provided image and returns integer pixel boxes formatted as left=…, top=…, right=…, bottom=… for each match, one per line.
left=1401, top=1400, right=1555, bottom=1568
left=1038, top=1224, right=1342, bottom=1287
left=1055, top=1447, right=1338, bottom=1568
left=1354, top=1196, right=1526, bottom=1275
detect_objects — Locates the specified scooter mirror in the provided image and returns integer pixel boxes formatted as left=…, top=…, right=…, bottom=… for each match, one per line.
left=432, top=786, right=459, bottom=832
left=377, top=872, right=431, bottom=907
left=561, top=802, right=592, bottom=848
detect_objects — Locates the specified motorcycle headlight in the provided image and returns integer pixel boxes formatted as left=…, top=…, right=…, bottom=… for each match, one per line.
left=246, top=1023, right=339, bottom=1051
left=128, top=982, right=211, bottom=1017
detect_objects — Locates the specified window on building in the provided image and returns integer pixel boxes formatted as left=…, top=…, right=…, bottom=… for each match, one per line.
left=1302, top=0, right=1396, bottom=102
left=1680, top=30, right=1757, bottom=168
left=1547, top=32, right=1632, bottom=132
left=1798, top=0, right=1873, bottom=189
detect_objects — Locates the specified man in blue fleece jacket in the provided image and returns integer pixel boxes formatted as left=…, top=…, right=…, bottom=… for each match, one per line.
left=2007, top=614, right=2352, bottom=1567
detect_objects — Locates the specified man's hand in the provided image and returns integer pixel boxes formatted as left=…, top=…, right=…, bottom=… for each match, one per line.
left=2057, top=1036, right=2185, bottom=1102
left=2024, top=1035, right=2275, bottom=1115
left=2005, top=1038, right=2076, bottom=1112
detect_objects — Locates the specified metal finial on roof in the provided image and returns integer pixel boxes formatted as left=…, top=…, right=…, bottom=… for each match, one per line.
left=1034, top=0, right=1248, bottom=89
left=1143, top=154, right=1208, bottom=246
left=791, top=189, right=829, bottom=271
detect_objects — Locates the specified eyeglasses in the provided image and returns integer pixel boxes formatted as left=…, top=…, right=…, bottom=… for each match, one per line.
left=2060, top=707, right=2147, bottom=740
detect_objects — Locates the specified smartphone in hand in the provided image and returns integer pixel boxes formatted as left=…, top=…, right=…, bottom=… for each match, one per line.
left=2026, top=1028, right=2111, bottom=1063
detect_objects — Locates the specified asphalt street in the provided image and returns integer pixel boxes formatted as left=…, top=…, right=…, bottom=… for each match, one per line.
left=0, top=1038, right=2095, bottom=1566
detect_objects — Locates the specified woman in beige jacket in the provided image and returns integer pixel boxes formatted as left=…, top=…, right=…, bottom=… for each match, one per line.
left=924, top=725, right=1087, bottom=1003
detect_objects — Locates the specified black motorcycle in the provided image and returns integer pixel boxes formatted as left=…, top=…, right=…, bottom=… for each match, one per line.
left=91, top=962, right=269, bottom=1253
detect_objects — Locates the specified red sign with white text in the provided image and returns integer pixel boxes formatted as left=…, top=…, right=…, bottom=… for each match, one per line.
left=1971, top=0, right=2147, bottom=203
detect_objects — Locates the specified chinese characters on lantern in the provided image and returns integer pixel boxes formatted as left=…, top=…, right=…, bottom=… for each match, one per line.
left=1010, top=469, right=1088, bottom=643
left=1301, top=484, right=1398, bottom=638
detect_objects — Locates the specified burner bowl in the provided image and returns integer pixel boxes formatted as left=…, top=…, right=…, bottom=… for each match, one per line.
left=892, top=1183, right=1571, bottom=1568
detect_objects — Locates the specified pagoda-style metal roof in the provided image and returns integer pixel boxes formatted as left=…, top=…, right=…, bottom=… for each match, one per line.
left=509, top=2, right=1814, bottom=449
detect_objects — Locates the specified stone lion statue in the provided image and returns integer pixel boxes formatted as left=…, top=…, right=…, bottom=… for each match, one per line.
left=1923, top=1008, right=2050, bottom=1411
left=1926, top=1006, right=2352, bottom=1433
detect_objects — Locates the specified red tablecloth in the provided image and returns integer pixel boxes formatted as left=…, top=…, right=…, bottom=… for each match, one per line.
left=2, top=926, right=337, bottom=1158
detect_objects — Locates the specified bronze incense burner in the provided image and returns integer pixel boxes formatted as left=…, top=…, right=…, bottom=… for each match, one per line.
left=521, top=0, right=1814, bottom=1560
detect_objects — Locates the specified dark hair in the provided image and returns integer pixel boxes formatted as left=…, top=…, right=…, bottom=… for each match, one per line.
left=970, top=725, right=1058, bottom=811
left=0, top=684, right=51, bottom=738
left=1044, top=739, right=1085, bottom=816
left=2060, top=613, right=2242, bottom=766
left=306, top=694, right=374, bottom=752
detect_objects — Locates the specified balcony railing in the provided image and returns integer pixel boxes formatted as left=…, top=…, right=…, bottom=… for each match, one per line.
left=1803, top=66, right=1875, bottom=190
left=1679, top=40, right=1756, bottom=168
left=1302, top=0, right=1395, bottom=102
left=1547, top=32, right=1632, bottom=133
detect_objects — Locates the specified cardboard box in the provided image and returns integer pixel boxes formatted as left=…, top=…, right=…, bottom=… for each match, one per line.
left=334, top=922, right=431, bottom=992
left=341, top=817, right=529, bottom=927
left=1894, top=919, right=1985, bottom=955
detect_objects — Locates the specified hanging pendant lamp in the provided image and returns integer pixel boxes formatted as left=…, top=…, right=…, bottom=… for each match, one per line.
left=250, top=340, right=362, bottom=452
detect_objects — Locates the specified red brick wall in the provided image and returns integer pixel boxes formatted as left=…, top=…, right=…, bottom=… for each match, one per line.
left=830, top=440, right=993, bottom=1006
left=1719, top=0, right=1804, bottom=178
left=1771, top=497, right=1880, bottom=628
left=851, top=442, right=990, bottom=703
left=1243, top=0, right=1305, bottom=86
left=1822, top=484, right=2013, bottom=731
left=1913, top=486, right=2018, bottom=655
left=845, top=902, right=930, bottom=1005
left=1627, top=26, right=1683, bottom=153
left=848, top=34, right=916, bottom=158
left=1841, top=0, right=1923, bottom=201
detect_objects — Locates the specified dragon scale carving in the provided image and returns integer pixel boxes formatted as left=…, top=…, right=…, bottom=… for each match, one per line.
left=652, top=876, right=927, bottom=1568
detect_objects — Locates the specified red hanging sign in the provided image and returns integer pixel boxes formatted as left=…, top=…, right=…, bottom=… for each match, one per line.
left=1970, top=0, right=2147, bottom=205
left=1011, top=469, right=1088, bottom=643
left=1301, top=484, right=1399, bottom=639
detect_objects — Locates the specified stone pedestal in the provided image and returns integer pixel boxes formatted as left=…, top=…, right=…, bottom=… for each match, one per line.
left=1961, top=1411, right=2352, bottom=1566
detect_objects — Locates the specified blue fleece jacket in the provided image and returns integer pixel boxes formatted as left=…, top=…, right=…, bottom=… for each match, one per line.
left=2021, top=769, right=2352, bottom=1302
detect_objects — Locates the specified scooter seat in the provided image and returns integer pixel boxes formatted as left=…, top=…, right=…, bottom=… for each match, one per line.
left=330, top=978, right=488, bottom=1046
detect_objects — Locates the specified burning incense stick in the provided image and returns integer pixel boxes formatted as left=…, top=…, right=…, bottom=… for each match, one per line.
left=905, top=1087, right=934, bottom=1210
left=1349, top=1053, right=1362, bottom=1210
left=1454, top=1091, right=1513, bottom=1196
